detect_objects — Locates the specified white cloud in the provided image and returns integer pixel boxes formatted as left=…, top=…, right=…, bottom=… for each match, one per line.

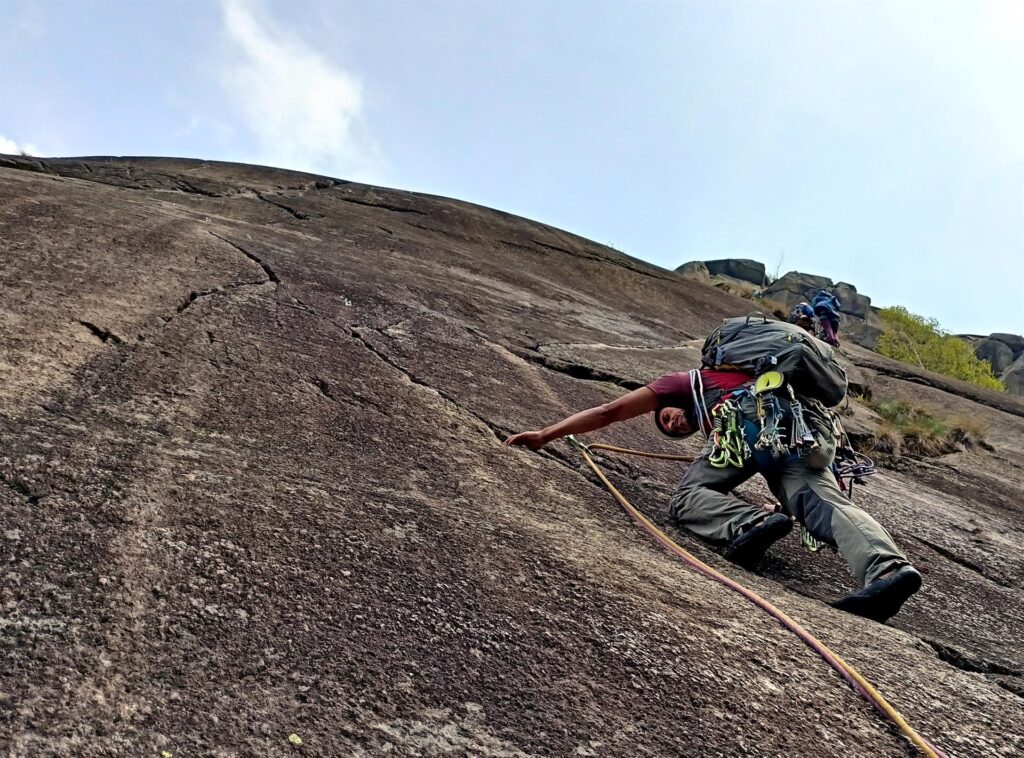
left=219, top=0, right=380, bottom=179
left=0, top=135, right=41, bottom=156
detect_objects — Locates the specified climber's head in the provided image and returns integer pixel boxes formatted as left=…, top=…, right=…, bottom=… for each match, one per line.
left=654, top=406, right=697, bottom=438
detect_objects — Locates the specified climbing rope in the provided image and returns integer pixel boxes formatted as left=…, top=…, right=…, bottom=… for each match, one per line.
left=565, top=435, right=947, bottom=758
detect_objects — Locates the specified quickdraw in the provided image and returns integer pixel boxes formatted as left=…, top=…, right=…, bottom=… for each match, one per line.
left=708, top=399, right=749, bottom=468
left=752, top=392, right=789, bottom=458
left=787, top=384, right=818, bottom=449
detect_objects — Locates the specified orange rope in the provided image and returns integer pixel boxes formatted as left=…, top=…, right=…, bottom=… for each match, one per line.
left=569, top=436, right=945, bottom=758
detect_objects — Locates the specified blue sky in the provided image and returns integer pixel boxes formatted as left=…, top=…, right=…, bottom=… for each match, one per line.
left=2, top=0, right=1021, bottom=335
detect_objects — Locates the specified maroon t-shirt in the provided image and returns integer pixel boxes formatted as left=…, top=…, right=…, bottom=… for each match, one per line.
left=646, top=369, right=752, bottom=412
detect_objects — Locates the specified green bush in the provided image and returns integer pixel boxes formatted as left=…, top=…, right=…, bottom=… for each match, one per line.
left=876, top=306, right=1006, bottom=392
left=865, top=397, right=988, bottom=457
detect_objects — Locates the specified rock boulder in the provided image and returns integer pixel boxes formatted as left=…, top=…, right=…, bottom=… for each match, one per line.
left=676, top=260, right=710, bottom=281
left=703, top=258, right=766, bottom=286
left=762, top=271, right=834, bottom=304
left=1004, top=353, right=1024, bottom=394
left=991, top=333, right=1024, bottom=355
left=975, top=339, right=1016, bottom=375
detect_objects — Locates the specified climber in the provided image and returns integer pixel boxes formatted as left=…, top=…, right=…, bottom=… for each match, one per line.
left=811, top=289, right=842, bottom=347
left=788, top=302, right=815, bottom=334
left=505, top=367, right=922, bottom=623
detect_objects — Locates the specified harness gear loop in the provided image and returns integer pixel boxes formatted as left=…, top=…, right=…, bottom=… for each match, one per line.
left=708, top=400, right=747, bottom=468
left=570, top=438, right=947, bottom=758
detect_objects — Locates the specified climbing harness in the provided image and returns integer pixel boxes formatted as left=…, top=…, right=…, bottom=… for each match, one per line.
left=565, top=434, right=947, bottom=758
left=688, top=368, right=715, bottom=435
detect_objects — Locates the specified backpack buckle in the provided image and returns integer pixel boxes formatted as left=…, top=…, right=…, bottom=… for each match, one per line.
left=753, top=370, right=784, bottom=394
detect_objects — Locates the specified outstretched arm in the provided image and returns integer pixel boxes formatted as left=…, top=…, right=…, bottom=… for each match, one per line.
left=504, top=386, right=659, bottom=450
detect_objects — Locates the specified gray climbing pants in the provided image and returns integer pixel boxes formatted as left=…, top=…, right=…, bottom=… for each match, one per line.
left=668, top=446, right=908, bottom=586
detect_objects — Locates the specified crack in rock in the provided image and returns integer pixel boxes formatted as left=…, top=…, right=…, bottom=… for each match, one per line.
left=911, top=535, right=1014, bottom=588
left=39, top=402, right=80, bottom=422
left=537, top=341, right=700, bottom=352
left=993, top=676, right=1024, bottom=700
left=78, top=320, right=124, bottom=345
left=307, top=377, right=385, bottom=416
left=347, top=326, right=502, bottom=442
left=336, top=196, right=425, bottom=215
left=311, top=377, right=337, bottom=402
left=254, top=191, right=310, bottom=220
left=511, top=348, right=645, bottom=390
left=500, top=239, right=674, bottom=283
left=409, top=222, right=471, bottom=242
left=208, top=232, right=280, bottom=284
left=152, top=173, right=222, bottom=197
left=924, top=638, right=1022, bottom=677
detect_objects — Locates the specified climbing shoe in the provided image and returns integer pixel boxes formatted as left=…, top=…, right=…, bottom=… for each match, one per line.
left=723, top=513, right=793, bottom=570
left=833, top=565, right=922, bottom=623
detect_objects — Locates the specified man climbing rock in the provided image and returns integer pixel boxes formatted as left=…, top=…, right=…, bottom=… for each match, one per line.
left=811, top=288, right=842, bottom=347
left=505, top=364, right=922, bottom=623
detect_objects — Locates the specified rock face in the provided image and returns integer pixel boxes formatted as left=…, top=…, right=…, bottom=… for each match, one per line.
left=2, top=156, right=1024, bottom=757
left=763, top=272, right=885, bottom=349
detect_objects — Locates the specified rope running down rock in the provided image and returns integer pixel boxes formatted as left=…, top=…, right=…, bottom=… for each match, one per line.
left=566, top=435, right=947, bottom=758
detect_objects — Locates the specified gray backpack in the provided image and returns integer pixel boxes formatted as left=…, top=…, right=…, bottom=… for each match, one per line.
left=701, top=314, right=848, bottom=407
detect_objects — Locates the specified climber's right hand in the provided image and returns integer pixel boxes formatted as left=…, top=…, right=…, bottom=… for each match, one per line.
left=504, top=430, right=548, bottom=450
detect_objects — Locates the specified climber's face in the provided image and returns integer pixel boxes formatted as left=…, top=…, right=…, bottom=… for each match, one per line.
left=658, top=406, right=695, bottom=437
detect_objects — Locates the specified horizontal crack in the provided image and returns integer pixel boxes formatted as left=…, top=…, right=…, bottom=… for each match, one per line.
left=255, top=191, right=309, bottom=220
left=512, top=348, right=644, bottom=390
left=78, top=320, right=124, bottom=345
left=337, top=196, right=425, bottom=215
left=911, top=535, right=1014, bottom=588
left=537, top=341, right=700, bottom=352
left=924, top=638, right=1022, bottom=677
left=500, top=239, right=675, bottom=283
left=993, top=676, right=1024, bottom=700
left=409, top=222, right=471, bottom=241
left=39, top=402, right=81, bottom=422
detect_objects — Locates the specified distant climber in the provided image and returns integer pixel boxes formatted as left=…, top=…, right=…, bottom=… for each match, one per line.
left=788, top=301, right=815, bottom=334
left=505, top=360, right=922, bottom=623
left=811, top=288, right=842, bottom=347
